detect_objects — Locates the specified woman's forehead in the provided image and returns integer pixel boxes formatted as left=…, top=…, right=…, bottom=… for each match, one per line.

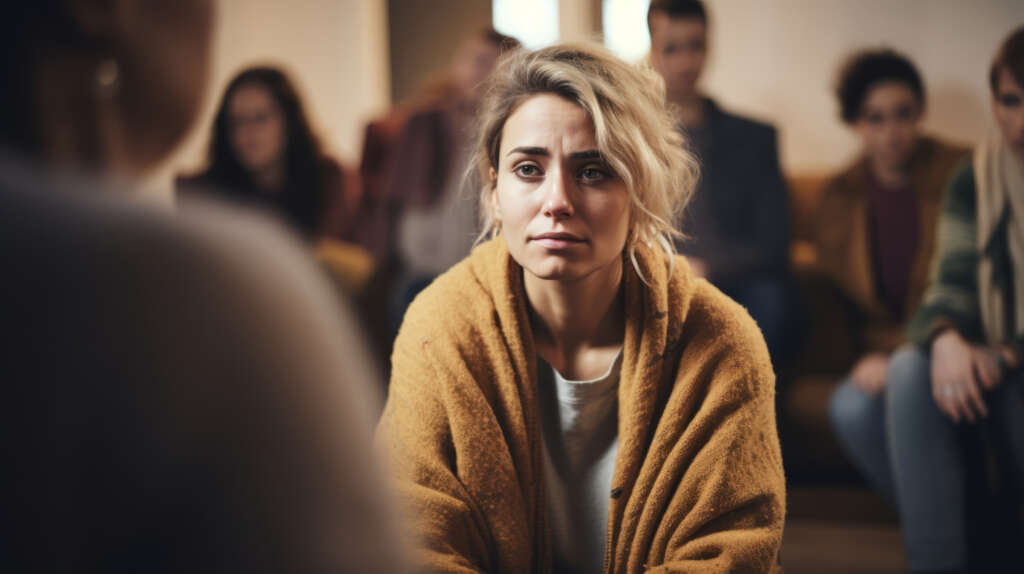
left=499, top=94, right=597, bottom=157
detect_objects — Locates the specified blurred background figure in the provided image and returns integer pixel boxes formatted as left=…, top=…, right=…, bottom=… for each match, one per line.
left=646, top=0, right=804, bottom=367
left=386, top=27, right=520, bottom=335
left=180, top=65, right=384, bottom=366
left=357, top=103, right=409, bottom=262
left=820, top=48, right=968, bottom=505
left=177, top=66, right=356, bottom=242
left=889, top=25, right=1024, bottom=573
left=0, top=1, right=408, bottom=572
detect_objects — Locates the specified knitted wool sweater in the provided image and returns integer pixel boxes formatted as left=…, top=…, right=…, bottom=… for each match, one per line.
left=379, top=238, right=785, bottom=573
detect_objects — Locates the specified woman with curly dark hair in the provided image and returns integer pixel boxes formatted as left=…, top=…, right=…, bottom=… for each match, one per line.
left=819, top=48, right=968, bottom=507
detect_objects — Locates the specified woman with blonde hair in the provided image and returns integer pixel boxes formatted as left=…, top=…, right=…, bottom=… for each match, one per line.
left=379, top=42, right=785, bottom=573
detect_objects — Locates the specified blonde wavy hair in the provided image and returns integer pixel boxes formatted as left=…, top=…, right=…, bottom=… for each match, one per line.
left=471, top=41, right=699, bottom=273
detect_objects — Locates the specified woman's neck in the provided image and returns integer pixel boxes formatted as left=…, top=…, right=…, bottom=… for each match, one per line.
left=254, top=161, right=285, bottom=192
left=524, top=258, right=626, bottom=378
left=870, top=157, right=911, bottom=190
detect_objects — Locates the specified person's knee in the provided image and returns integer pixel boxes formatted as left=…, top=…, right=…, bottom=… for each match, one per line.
left=829, top=380, right=881, bottom=442
left=886, top=346, right=933, bottom=416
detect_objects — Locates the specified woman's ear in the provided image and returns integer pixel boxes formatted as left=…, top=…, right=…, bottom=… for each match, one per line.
left=489, top=167, right=501, bottom=219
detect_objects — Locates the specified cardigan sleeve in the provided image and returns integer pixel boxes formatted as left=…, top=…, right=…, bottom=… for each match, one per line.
left=649, top=315, right=785, bottom=573
left=905, top=159, right=985, bottom=348
left=377, top=327, right=493, bottom=574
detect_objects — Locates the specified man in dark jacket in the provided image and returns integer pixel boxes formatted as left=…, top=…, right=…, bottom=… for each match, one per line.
left=648, top=0, right=802, bottom=364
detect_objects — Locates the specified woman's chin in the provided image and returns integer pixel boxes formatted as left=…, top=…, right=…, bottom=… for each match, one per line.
left=521, top=260, right=581, bottom=282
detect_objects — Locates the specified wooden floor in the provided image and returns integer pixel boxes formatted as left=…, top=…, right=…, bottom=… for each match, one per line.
left=781, top=486, right=905, bottom=573
left=782, top=520, right=904, bottom=573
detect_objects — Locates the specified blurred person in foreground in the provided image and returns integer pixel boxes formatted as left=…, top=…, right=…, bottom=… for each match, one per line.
left=821, top=49, right=968, bottom=505
left=0, top=2, right=407, bottom=572
left=378, top=42, right=784, bottom=573
left=387, top=27, right=520, bottom=332
left=884, top=26, right=1024, bottom=574
left=647, top=0, right=803, bottom=367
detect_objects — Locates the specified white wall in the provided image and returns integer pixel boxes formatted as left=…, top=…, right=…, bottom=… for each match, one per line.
left=145, top=0, right=390, bottom=200
left=145, top=0, right=1024, bottom=199
left=696, top=0, right=1024, bottom=174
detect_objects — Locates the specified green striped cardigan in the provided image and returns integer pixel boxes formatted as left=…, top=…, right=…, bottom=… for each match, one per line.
left=906, top=158, right=1021, bottom=351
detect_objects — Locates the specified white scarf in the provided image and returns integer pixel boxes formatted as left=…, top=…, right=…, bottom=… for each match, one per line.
left=974, top=130, right=1024, bottom=343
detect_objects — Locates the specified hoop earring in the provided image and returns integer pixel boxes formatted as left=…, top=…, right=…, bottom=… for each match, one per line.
left=94, top=58, right=120, bottom=98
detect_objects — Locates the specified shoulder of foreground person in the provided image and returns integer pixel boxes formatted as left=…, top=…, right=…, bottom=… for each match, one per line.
left=1, top=180, right=409, bottom=573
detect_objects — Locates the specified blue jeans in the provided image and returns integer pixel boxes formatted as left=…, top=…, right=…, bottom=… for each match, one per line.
left=829, top=376, right=897, bottom=504
left=830, top=346, right=1024, bottom=571
left=886, top=346, right=1024, bottom=571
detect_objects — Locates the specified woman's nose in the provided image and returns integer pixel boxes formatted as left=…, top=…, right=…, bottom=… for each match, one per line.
left=543, top=169, right=575, bottom=219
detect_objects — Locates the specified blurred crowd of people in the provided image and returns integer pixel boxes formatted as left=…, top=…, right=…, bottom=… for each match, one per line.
left=4, top=0, right=1024, bottom=572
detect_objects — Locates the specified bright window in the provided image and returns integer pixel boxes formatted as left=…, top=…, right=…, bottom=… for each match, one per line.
left=493, top=0, right=559, bottom=49
left=603, top=0, right=651, bottom=63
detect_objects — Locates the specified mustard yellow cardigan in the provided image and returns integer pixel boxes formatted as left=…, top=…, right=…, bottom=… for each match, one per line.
left=379, top=238, right=785, bottom=573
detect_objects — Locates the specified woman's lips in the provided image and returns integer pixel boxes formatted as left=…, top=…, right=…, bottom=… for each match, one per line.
left=532, top=233, right=586, bottom=250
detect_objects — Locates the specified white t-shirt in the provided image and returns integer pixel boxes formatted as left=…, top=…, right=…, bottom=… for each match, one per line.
left=537, top=349, right=623, bottom=574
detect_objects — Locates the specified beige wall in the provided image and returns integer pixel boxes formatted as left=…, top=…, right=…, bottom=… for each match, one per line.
left=146, top=0, right=390, bottom=200
left=560, top=0, right=602, bottom=43
left=145, top=0, right=1024, bottom=198
left=387, top=0, right=493, bottom=105
left=696, top=0, right=1024, bottom=174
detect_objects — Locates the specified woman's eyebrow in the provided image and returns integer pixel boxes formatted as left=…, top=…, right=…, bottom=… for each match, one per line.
left=505, top=147, right=602, bottom=160
left=507, top=146, right=547, bottom=157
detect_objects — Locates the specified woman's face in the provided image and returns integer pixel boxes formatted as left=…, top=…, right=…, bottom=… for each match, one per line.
left=993, top=67, right=1024, bottom=162
left=228, top=84, right=287, bottom=175
left=453, top=36, right=501, bottom=104
left=491, top=94, right=631, bottom=282
left=854, top=81, right=922, bottom=171
left=648, top=13, right=708, bottom=103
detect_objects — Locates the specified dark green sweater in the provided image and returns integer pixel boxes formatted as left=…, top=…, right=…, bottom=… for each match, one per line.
left=905, top=158, right=1022, bottom=352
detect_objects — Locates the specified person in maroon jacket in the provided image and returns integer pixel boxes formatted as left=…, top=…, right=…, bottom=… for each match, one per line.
left=385, top=27, right=521, bottom=333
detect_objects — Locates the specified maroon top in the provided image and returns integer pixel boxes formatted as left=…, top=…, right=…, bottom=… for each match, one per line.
left=868, top=176, right=919, bottom=318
